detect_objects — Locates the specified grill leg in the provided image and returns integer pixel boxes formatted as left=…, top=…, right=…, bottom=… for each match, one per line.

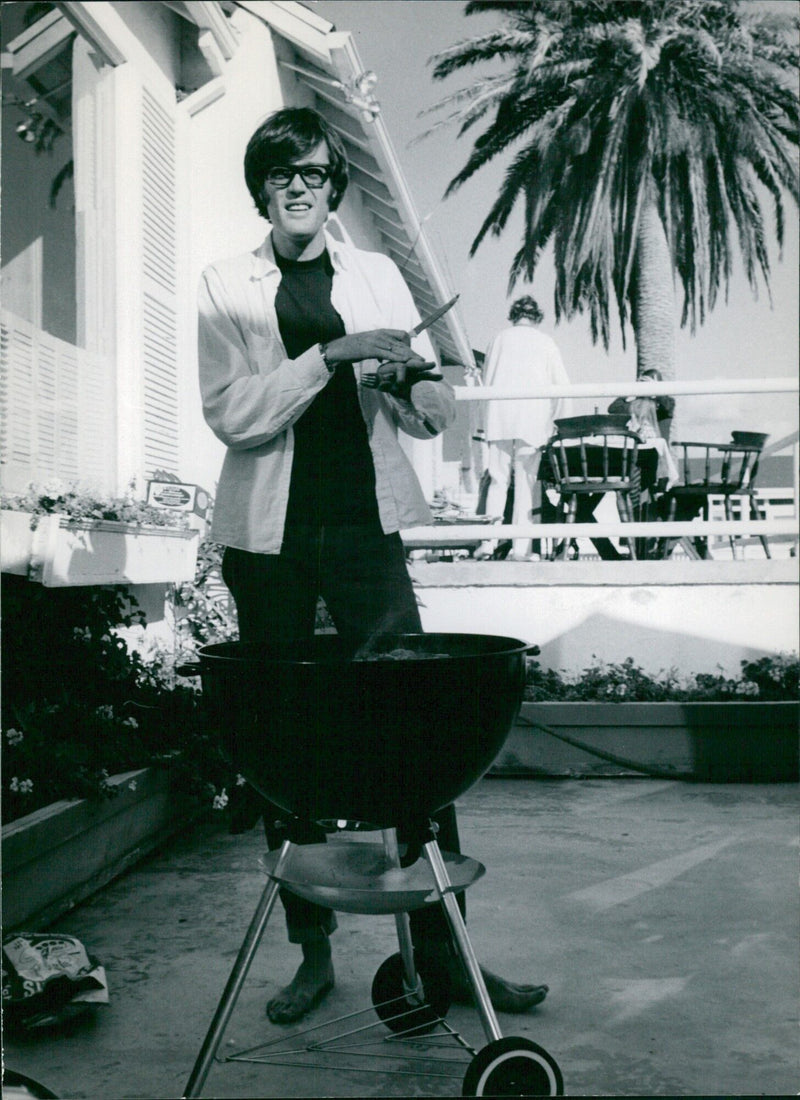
left=183, top=840, right=292, bottom=1099
left=382, top=829, right=421, bottom=996
left=423, top=838, right=503, bottom=1045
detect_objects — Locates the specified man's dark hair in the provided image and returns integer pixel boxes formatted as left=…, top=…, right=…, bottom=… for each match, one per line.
left=244, top=107, right=349, bottom=219
left=508, top=296, right=543, bottom=325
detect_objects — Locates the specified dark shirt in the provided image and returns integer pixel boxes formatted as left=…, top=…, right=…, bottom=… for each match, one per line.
left=274, top=249, right=380, bottom=527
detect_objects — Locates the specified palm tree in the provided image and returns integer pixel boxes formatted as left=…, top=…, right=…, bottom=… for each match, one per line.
left=424, top=0, right=799, bottom=390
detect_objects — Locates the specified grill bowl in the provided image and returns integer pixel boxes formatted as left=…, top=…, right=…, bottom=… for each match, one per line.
left=193, top=633, right=531, bottom=830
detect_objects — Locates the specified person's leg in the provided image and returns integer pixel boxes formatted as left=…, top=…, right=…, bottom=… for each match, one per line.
left=409, top=803, right=548, bottom=1011
left=476, top=441, right=513, bottom=558
left=262, top=812, right=335, bottom=1024
left=510, top=447, right=541, bottom=558
left=318, top=523, right=422, bottom=650
left=221, top=541, right=319, bottom=645
left=320, top=527, right=548, bottom=1014
left=221, top=539, right=337, bottom=1023
left=572, top=495, right=626, bottom=560
left=319, top=528, right=462, bottom=953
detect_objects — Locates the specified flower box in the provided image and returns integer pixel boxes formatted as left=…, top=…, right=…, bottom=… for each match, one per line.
left=0, top=509, right=36, bottom=575
left=1, top=767, right=196, bottom=930
left=491, top=701, right=799, bottom=782
left=1, top=510, right=199, bottom=586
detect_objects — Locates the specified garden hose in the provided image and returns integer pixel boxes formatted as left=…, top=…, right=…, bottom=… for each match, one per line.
left=515, top=715, right=696, bottom=782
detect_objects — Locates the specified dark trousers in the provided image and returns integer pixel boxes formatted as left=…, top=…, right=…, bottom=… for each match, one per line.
left=222, top=522, right=464, bottom=950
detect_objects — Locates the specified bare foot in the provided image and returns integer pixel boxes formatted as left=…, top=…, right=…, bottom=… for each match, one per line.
left=449, top=964, right=548, bottom=1012
left=267, top=938, right=335, bottom=1024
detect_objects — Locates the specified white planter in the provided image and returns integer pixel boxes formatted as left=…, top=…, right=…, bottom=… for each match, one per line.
left=1, top=510, right=199, bottom=586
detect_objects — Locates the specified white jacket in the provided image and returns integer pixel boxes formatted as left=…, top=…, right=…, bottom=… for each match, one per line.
left=198, top=230, right=456, bottom=552
left=482, top=323, right=570, bottom=446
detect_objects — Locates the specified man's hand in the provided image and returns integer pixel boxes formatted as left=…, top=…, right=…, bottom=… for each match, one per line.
left=323, top=329, right=421, bottom=366
left=369, top=360, right=442, bottom=401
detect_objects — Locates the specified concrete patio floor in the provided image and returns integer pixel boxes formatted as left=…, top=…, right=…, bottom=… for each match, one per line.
left=4, top=777, right=798, bottom=1099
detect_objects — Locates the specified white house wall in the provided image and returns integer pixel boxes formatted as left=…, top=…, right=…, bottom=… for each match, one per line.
left=113, top=0, right=182, bottom=86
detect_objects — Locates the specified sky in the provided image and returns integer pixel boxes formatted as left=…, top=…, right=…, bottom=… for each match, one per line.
left=314, top=0, right=799, bottom=440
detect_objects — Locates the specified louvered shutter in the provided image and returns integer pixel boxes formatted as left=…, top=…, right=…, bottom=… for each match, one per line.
left=140, top=86, right=180, bottom=478
left=0, top=319, right=34, bottom=482
left=0, top=312, right=113, bottom=491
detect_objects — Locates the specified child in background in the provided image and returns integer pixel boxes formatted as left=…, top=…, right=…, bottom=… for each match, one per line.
left=609, top=369, right=678, bottom=489
left=608, top=368, right=674, bottom=441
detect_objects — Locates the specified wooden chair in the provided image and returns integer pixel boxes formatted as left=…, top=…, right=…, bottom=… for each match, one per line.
left=657, top=436, right=770, bottom=559
left=545, top=416, right=642, bottom=559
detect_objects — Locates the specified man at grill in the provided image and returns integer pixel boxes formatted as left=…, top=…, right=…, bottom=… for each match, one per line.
left=198, top=107, right=548, bottom=1026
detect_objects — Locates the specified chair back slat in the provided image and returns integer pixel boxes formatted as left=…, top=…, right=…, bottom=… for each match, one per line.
left=660, top=434, right=770, bottom=560
left=672, top=439, right=766, bottom=494
left=545, top=425, right=641, bottom=493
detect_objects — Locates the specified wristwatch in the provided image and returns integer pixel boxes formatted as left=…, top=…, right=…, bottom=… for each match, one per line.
left=319, top=342, right=335, bottom=373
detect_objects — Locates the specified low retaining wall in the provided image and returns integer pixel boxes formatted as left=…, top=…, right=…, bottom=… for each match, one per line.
left=2, top=768, right=196, bottom=929
left=410, top=559, right=798, bottom=678
left=491, top=701, right=799, bottom=782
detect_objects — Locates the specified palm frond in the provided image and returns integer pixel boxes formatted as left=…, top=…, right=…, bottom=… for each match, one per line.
left=464, top=0, right=534, bottom=15
left=417, top=74, right=511, bottom=121
left=428, top=0, right=799, bottom=350
left=430, top=29, right=536, bottom=81
left=468, top=141, right=552, bottom=256
left=442, top=90, right=569, bottom=197
left=413, top=75, right=515, bottom=146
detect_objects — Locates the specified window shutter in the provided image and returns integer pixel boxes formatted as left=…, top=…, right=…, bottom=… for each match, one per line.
left=140, top=86, right=179, bottom=478
left=0, top=318, right=34, bottom=478
left=0, top=312, right=113, bottom=491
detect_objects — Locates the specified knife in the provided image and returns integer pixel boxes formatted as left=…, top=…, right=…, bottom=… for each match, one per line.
left=360, top=293, right=459, bottom=388
left=409, top=294, right=460, bottom=338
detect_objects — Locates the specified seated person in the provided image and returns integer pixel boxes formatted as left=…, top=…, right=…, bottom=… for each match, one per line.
left=608, top=369, right=675, bottom=442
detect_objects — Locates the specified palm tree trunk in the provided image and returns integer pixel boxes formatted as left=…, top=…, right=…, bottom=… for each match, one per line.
left=631, top=196, right=676, bottom=378
left=630, top=193, right=677, bottom=438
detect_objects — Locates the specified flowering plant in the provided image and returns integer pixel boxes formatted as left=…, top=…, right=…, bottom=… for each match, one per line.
left=524, top=653, right=799, bottom=703
left=1, top=481, right=189, bottom=529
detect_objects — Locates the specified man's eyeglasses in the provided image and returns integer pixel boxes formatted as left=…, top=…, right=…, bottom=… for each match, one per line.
left=265, top=165, right=331, bottom=189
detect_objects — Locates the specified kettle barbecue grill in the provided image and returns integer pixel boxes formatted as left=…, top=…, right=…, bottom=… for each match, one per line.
left=181, top=633, right=563, bottom=1097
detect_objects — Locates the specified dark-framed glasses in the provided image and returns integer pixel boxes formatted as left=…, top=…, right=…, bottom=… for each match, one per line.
left=265, top=164, right=331, bottom=189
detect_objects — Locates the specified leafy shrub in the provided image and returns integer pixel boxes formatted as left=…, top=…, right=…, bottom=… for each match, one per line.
left=173, top=535, right=238, bottom=659
left=1, top=574, right=230, bottom=825
left=524, top=654, right=800, bottom=703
